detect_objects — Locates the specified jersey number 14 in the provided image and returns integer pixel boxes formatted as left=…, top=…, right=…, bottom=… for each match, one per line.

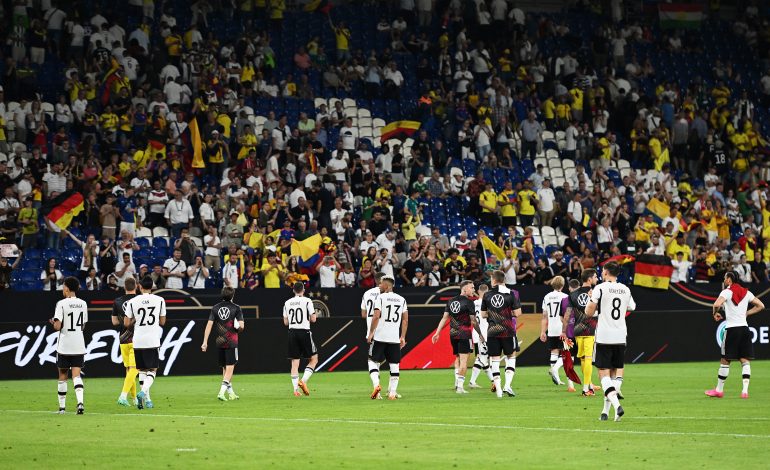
left=66, top=311, right=84, bottom=331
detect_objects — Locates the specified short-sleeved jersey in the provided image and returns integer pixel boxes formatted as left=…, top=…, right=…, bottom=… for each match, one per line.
left=112, top=293, right=136, bottom=344
left=283, top=296, right=315, bottom=330
left=54, top=297, right=89, bottom=355
left=125, top=293, right=167, bottom=349
left=569, top=286, right=596, bottom=336
left=445, top=295, right=476, bottom=340
left=472, top=297, right=488, bottom=343
left=209, top=300, right=244, bottom=349
left=373, top=291, right=408, bottom=343
left=360, top=286, right=381, bottom=338
left=590, top=282, right=636, bottom=345
left=542, top=290, right=569, bottom=337
left=719, top=288, right=754, bottom=328
left=481, top=286, right=521, bottom=338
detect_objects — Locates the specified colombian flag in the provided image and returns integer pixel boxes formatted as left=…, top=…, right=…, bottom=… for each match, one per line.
left=645, top=198, right=670, bottom=224
left=380, top=120, right=421, bottom=143
left=291, top=234, right=323, bottom=274
left=633, top=254, right=674, bottom=290
left=42, top=191, right=85, bottom=232
left=479, top=233, right=510, bottom=261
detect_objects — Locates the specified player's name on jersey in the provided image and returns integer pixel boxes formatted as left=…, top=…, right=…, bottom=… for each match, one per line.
left=0, top=321, right=195, bottom=375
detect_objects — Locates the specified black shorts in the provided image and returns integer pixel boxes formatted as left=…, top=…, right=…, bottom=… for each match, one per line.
left=594, top=344, right=625, bottom=369
left=487, top=336, right=519, bottom=357
left=288, top=329, right=317, bottom=359
left=451, top=338, right=473, bottom=355
left=218, top=347, right=239, bottom=366
left=722, top=326, right=754, bottom=360
left=56, top=354, right=84, bottom=369
left=135, top=348, right=160, bottom=370
left=368, top=341, right=401, bottom=364
left=547, top=336, right=563, bottom=351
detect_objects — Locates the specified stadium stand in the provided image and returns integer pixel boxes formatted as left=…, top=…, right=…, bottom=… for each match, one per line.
left=0, top=0, right=769, bottom=291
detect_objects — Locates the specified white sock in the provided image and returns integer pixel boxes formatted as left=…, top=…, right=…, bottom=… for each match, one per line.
left=302, top=367, right=314, bottom=384
left=227, top=381, right=234, bottom=392
left=220, top=381, right=229, bottom=395
left=554, top=356, right=564, bottom=374
left=73, top=376, right=84, bottom=405
left=470, top=364, right=481, bottom=384
left=549, top=352, right=558, bottom=373
left=742, top=362, right=751, bottom=394
left=485, top=364, right=493, bottom=381
left=716, top=364, right=730, bottom=393
left=138, top=372, right=146, bottom=391
left=57, top=380, right=67, bottom=409
left=457, top=374, right=465, bottom=391
left=614, top=376, right=623, bottom=393
left=601, top=376, right=620, bottom=409
left=567, top=379, right=574, bottom=389
left=491, top=359, right=502, bottom=397
left=506, top=355, right=517, bottom=370
left=389, top=363, right=400, bottom=395
left=368, top=360, right=380, bottom=388
left=504, top=362, right=515, bottom=389
left=142, top=372, right=155, bottom=399
left=454, top=367, right=459, bottom=387
left=119, top=391, right=128, bottom=400
left=291, top=375, right=299, bottom=391
left=602, top=396, right=612, bottom=415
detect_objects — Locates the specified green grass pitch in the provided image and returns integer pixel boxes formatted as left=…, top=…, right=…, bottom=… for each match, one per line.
left=1, top=362, right=769, bottom=468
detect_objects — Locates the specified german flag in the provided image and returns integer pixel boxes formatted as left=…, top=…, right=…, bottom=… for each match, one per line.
left=633, top=254, right=674, bottom=290
left=303, top=0, right=332, bottom=14
left=380, top=120, right=421, bottom=143
left=42, top=191, right=84, bottom=232
left=600, top=255, right=635, bottom=266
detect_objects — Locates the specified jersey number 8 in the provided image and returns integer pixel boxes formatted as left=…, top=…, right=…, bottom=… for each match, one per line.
left=610, top=298, right=622, bottom=320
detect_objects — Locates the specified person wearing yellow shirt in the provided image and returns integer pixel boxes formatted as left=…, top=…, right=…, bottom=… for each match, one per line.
left=498, top=49, right=513, bottom=80
left=0, top=114, right=6, bottom=153
left=555, top=98, right=571, bottom=130
left=241, top=62, right=256, bottom=85
left=597, top=135, right=611, bottom=169
left=479, top=182, right=498, bottom=227
left=165, top=29, right=183, bottom=65
left=517, top=180, right=537, bottom=227
left=401, top=213, right=419, bottom=244
left=649, top=130, right=669, bottom=171
left=497, top=180, right=518, bottom=228
left=716, top=209, right=730, bottom=241
left=99, top=106, right=119, bottom=142
left=732, top=152, right=750, bottom=172
left=634, top=214, right=658, bottom=244
left=260, top=250, right=286, bottom=288
left=237, top=125, right=258, bottom=160
left=329, top=17, right=351, bottom=64
left=711, top=81, right=731, bottom=107
left=666, top=232, right=691, bottom=260
left=569, top=87, right=583, bottom=121
left=206, top=130, right=230, bottom=177
left=375, top=185, right=392, bottom=203
left=542, top=95, right=556, bottom=131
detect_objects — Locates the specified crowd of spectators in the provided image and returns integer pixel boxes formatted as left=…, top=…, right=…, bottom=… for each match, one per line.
left=1, top=0, right=770, bottom=292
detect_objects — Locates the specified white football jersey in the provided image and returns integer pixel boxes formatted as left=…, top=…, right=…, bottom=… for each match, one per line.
left=283, top=296, right=315, bottom=330
left=542, top=290, right=569, bottom=337
left=54, top=297, right=89, bottom=355
left=590, top=282, right=636, bottom=345
left=472, top=298, right=488, bottom=343
left=360, top=286, right=381, bottom=338
left=719, top=288, right=754, bottom=328
left=373, top=291, right=408, bottom=343
left=125, top=293, right=167, bottom=348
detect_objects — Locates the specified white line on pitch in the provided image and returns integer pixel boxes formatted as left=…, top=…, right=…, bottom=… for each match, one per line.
left=315, top=344, right=346, bottom=372
left=175, top=448, right=197, bottom=452
left=4, top=410, right=769, bottom=439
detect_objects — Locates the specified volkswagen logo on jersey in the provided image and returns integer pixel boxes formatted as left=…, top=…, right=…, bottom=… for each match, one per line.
left=577, top=293, right=590, bottom=307
left=218, top=307, right=231, bottom=320
left=490, top=294, right=505, bottom=309
left=449, top=301, right=461, bottom=314
left=716, top=321, right=727, bottom=347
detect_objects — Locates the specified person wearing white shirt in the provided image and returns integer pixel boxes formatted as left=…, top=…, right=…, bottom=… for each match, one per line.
left=454, top=65, right=474, bottom=94
left=164, top=191, right=194, bottom=238
left=114, top=252, right=137, bottom=288
left=536, top=179, right=556, bottom=226
left=221, top=256, right=240, bottom=288
left=318, top=257, right=341, bottom=288
left=163, top=249, right=187, bottom=289
left=187, top=255, right=209, bottom=289
left=339, top=119, right=359, bottom=152
left=329, top=198, right=349, bottom=237
left=327, top=152, right=349, bottom=183
left=375, top=231, right=396, bottom=253
left=289, top=187, right=307, bottom=209
left=163, top=77, right=182, bottom=105
left=159, top=64, right=180, bottom=85
left=376, top=146, right=393, bottom=173
left=271, top=117, right=291, bottom=152
left=670, top=252, right=692, bottom=284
